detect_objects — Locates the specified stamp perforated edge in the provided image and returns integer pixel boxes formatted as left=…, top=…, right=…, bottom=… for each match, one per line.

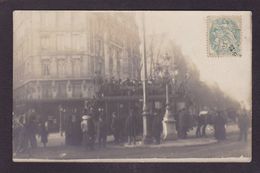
left=207, top=15, right=242, bottom=58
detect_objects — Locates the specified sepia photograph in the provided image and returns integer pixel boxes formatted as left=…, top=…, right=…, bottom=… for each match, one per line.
left=12, top=11, right=252, bottom=162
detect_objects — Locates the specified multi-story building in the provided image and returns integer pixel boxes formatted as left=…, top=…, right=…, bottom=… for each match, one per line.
left=13, top=11, right=141, bottom=115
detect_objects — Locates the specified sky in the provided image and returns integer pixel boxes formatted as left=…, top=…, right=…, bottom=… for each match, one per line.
left=135, top=11, right=252, bottom=109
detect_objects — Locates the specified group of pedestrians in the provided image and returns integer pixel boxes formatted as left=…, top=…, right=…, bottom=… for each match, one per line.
left=194, top=108, right=250, bottom=142
left=70, top=105, right=167, bottom=149
left=13, top=109, right=49, bottom=154
left=79, top=107, right=141, bottom=150
left=80, top=107, right=108, bottom=150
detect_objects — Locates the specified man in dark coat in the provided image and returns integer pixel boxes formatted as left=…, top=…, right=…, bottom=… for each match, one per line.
left=96, top=108, right=107, bottom=148
left=111, top=112, right=121, bottom=144
left=214, top=111, right=226, bottom=141
left=152, top=109, right=163, bottom=144
left=26, top=109, right=37, bottom=148
left=178, top=108, right=189, bottom=139
left=238, top=110, right=250, bottom=142
left=125, top=109, right=136, bottom=145
left=70, top=110, right=78, bottom=145
left=39, top=120, right=48, bottom=147
left=65, top=113, right=73, bottom=145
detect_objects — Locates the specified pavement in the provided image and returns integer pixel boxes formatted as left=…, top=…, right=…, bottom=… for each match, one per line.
left=121, top=138, right=217, bottom=148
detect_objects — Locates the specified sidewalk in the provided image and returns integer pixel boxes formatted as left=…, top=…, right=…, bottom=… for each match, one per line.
left=114, top=138, right=217, bottom=148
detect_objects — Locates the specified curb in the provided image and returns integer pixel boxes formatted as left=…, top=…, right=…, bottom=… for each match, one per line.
left=109, top=139, right=218, bottom=149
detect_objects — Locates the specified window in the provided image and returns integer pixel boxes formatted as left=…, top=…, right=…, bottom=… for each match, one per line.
left=89, top=57, right=94, bottom=74
left=57, top=33, right=71, bottom=51
left=57, top=34, right=64, bottom=51
left=42, top=60, right=50, bottom=76
left=42, top=82, right=52, bottom=99
left=71, top=58, right=81, bottom=76
left=72, top=33, right=84, bottom=51
left=109, top=49, right=113, bottom=76
left=56, top=12, right=71, bottom=29
left=89, top=20, right=94, bottom=53
left=26, top=61, right=32, bottom=74
left=41, top=12, right=56, bottom=29
left=72, top=81, right=82, bottom=98
left=57, top=81, right=67, bottom=98
left=96, top=39, right=102, bottom=56
left=57, top=59, right=66, bottom=76
left=116, top=50, right=121, bottom=75
left=71, top=12, right=85, bottom=30
left=40, top=34, right=50, bottom=50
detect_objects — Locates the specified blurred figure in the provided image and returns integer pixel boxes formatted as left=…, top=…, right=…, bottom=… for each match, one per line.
left=39, top=120, right=49, bottom=147
left=178, top=107, right=189, bottom=139
left=238, top=109, right=250, bottom=142
left=65, top=113, right=73, bottom=145
left=214, top=111, right=226, bottom=141
left=125, top=109, right=137, bottom=145
left=13, top=114, right=24, bottom=153
left=81, top=115, right=89, bottom=149
left=26, top=109, right=37, bottom=148
left=17, top=115, right=27, bottom=153
left=81, top=115, right=95, bottom=150
left=96, top=108, right=107, bottom=148
left=73, top=109, right=83, bottom=146
left=196, top=111, right=208, bottom=137
left=111, top=112, right=121, bottom=144
left=152, top=109, right=163, bottom=144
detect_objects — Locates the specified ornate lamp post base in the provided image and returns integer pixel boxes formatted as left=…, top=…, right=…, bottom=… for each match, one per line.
left=142, top=110, right=153, bottom=144
left=162, top=82, right=178, bottom=141
left=143, top=135, right=153, bottom=144
left=162, top=110, right=178, bottom=140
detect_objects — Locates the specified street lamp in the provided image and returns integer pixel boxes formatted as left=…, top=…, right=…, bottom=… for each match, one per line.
left=142, top=12, right=153, bottom=144
left=162, top=54, right=178, bottom=140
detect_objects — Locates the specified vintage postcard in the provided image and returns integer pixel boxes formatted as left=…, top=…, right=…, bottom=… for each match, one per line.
left=12, top=11, right=251, bottom=162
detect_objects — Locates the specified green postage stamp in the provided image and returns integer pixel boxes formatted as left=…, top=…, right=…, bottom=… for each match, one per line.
left=207, top=16, right=242, bottom=57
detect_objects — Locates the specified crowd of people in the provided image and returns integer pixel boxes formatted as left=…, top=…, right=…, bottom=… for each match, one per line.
left=13, top=104, right=250, bottom=154
left=193, top=108, right=250, bottom=141
left=64, top=105, right=144, bottom=150
left=13, top=109, right=49, bottom=154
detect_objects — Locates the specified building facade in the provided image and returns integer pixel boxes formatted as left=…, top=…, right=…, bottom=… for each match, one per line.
left=13, top=11, right=141, bottom=109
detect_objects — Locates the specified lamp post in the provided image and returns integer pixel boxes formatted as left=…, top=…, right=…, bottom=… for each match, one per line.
left=162, top=55, right=178, bottom=140
left=142, top=12, right=152, bottom=144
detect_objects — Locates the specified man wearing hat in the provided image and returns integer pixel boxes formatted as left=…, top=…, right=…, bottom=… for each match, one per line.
left=81, top=115, right=95, bottom=150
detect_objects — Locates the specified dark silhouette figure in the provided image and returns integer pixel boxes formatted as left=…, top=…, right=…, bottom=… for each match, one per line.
left=214, top=111, right=226, bottom=141
left=39, top=121, right=48, bottom=147
left=96, top=109, right=107, bottom=148
left=111, top=112, right=121, bottom=144
left=81, top=115, right=95, bottom=150
left=238, top=111, right=250, bottom=142
left=25, top=110, right=37, bottom=149
left=196, top=111, right=208, bottom=137
left=152, top=110, right=163, bottom=144
left=125, top=109, right=137, bottom=145
left=178, top=108, right=189, bottom=139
